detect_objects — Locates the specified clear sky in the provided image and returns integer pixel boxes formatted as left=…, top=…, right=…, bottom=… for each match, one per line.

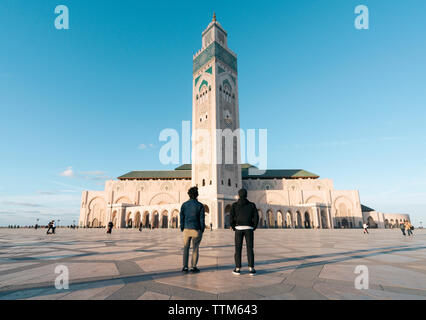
left=0, top=0, right=425, bottom=227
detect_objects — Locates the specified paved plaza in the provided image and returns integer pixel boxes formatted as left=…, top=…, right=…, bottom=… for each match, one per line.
left=0, top=228, right=426, bottom=300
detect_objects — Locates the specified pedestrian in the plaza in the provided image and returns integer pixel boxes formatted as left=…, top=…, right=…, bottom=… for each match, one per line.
left=51, top=220, right=56, bottom=234
left=405, top=221, right=414, bottom=236
left=107, top=221, right=113, bottom=234
left=400, top=223, right=406, bottom=236
left=230, top=188, right=259, bottom=276
left=363, top=223, right=369, bottom=234
left=46, top=221, right=53, bottom=234
left=180, top=186, right=205, bottom=273
left=210, top=223, right=213, bottom=231
left=139, top=222, right=143, bottom=232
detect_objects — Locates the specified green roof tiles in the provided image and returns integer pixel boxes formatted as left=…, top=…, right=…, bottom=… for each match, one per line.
left=241, top=168, right=319, bottom=179
left=118, top=164, right=319, bottom=180
left=118, top=170, right=191, bottom=180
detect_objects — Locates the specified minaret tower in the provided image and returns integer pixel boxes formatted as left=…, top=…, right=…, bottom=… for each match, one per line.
left=192, top=14, right=242, bottom=229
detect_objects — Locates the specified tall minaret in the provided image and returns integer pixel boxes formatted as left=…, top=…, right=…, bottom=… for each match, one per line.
left=192, top=14, right=242, bottom=229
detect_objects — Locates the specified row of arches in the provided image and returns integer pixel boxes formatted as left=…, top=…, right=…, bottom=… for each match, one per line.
left=123, top=209, right=180, bottom=229
left=102, top=205, right=212, bottom=229
left=384, top=218, right=409, bottom=229
left=223, top=206, right=330, bottom=229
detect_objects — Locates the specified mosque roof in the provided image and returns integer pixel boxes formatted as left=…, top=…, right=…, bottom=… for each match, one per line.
left=118, top=164, right=319, bottom=180
left=361, top=205, right=376, bottom=212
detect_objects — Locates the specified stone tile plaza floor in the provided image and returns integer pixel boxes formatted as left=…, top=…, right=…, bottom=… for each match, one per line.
left=0, top=228, right=426, bottom=300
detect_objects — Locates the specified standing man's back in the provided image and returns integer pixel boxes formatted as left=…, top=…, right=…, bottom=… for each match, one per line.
left=180, top=187, right=205, bottom=273
left=230, top=188, right=259, bottom=275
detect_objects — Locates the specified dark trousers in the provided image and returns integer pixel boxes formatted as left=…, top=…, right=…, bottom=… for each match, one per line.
left=234, top=229, right=254, bottom=268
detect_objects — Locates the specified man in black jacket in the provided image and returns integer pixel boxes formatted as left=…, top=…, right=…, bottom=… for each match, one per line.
left=230, top=188, right=259, bottom=275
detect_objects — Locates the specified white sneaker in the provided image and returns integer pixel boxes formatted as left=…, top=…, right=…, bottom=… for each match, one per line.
left=232, top=268, right=241, bottom=275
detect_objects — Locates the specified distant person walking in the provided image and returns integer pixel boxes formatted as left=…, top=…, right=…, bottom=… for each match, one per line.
left=180, top=187, right=205, bottom=273
left=363, top=223, right=369, bottom=234
left=139, top=222, right=143, bottom=232
left=46, top=221, right=53, bottom=234
left=400, top=223, right=406, bottom=236
left=51, top=220, right=56, bottom=234
left=405, top=221, right=414, bottom=236
left=107, top=221, right=113, bottom=234
left=230, top=188, right=259, bottom=276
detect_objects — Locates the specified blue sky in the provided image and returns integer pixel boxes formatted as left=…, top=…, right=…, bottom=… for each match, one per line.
left=0, top=0, right=425, bottom=226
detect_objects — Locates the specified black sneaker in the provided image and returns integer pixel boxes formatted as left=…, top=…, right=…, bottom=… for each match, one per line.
left=182, top=267, right=189, bottom=273
left=249, top=268, right=256, bottom=276
left=232, top=268, right=241, bottom=275
left=190, top=267, right=200, bottom=273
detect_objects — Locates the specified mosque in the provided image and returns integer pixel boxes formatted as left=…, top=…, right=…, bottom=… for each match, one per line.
left=79, top=16, right=410, bottom=230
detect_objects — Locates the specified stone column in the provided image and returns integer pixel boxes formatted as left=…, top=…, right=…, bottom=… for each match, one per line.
left=328, top=206, right=334, bottom=229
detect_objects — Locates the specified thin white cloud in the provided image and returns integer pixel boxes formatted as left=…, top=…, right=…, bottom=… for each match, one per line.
left=138, top=143, right=147, bottom=150
left=1, top=201, right=44, bottom=207
left=60, top=166, right=74, bottom=177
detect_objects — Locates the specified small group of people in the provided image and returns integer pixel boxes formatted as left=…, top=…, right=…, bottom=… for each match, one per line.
left=179, top=186, right=258, bottom=275
left=400, top=221, right=414, bottom=236
left=46, top=220, right=56, bottom=234
left=107, top=222, right=144, bottom=234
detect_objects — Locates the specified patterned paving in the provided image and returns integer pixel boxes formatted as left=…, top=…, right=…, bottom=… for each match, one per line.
left=0, top=228, right=426, bottom=300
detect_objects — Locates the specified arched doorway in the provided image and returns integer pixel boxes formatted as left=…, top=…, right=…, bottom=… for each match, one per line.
left=277, top=211, right=283, bottom=228
left=126, top=212, right=132, bottom=228
left=152, top=211, right=159, bottom=229
left=320, top=210, right=328, bottom=229
left=171, top=210, right=179, bottom=228
left=267, top=210, right=274, bottom=228
left=161, top=211, right=168, bottom=228
left=367, top=216, right=377, bottom=228
left=286, top=211, right=292, bottom=228
left=92, top=218, right=99, bottom=227
left=224, top=204, right=231, bottom=229
left=143, top=211, right=150, bottom=228
left=384, top=219, right=389, bottom=229
left=134, top=212, right=141, bottom=228
left=296, top=211, right=302, bottom=228
left=304, top=212, right=311, bottom=228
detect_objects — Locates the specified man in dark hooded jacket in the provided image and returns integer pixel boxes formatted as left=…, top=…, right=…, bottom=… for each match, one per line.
left=230, top=188, right=259, bottom=275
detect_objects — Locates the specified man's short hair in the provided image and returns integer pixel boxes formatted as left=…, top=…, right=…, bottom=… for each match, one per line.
left=238, top=188, right=247, bottom=199
left=188, top=187, right=199, bottom=199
